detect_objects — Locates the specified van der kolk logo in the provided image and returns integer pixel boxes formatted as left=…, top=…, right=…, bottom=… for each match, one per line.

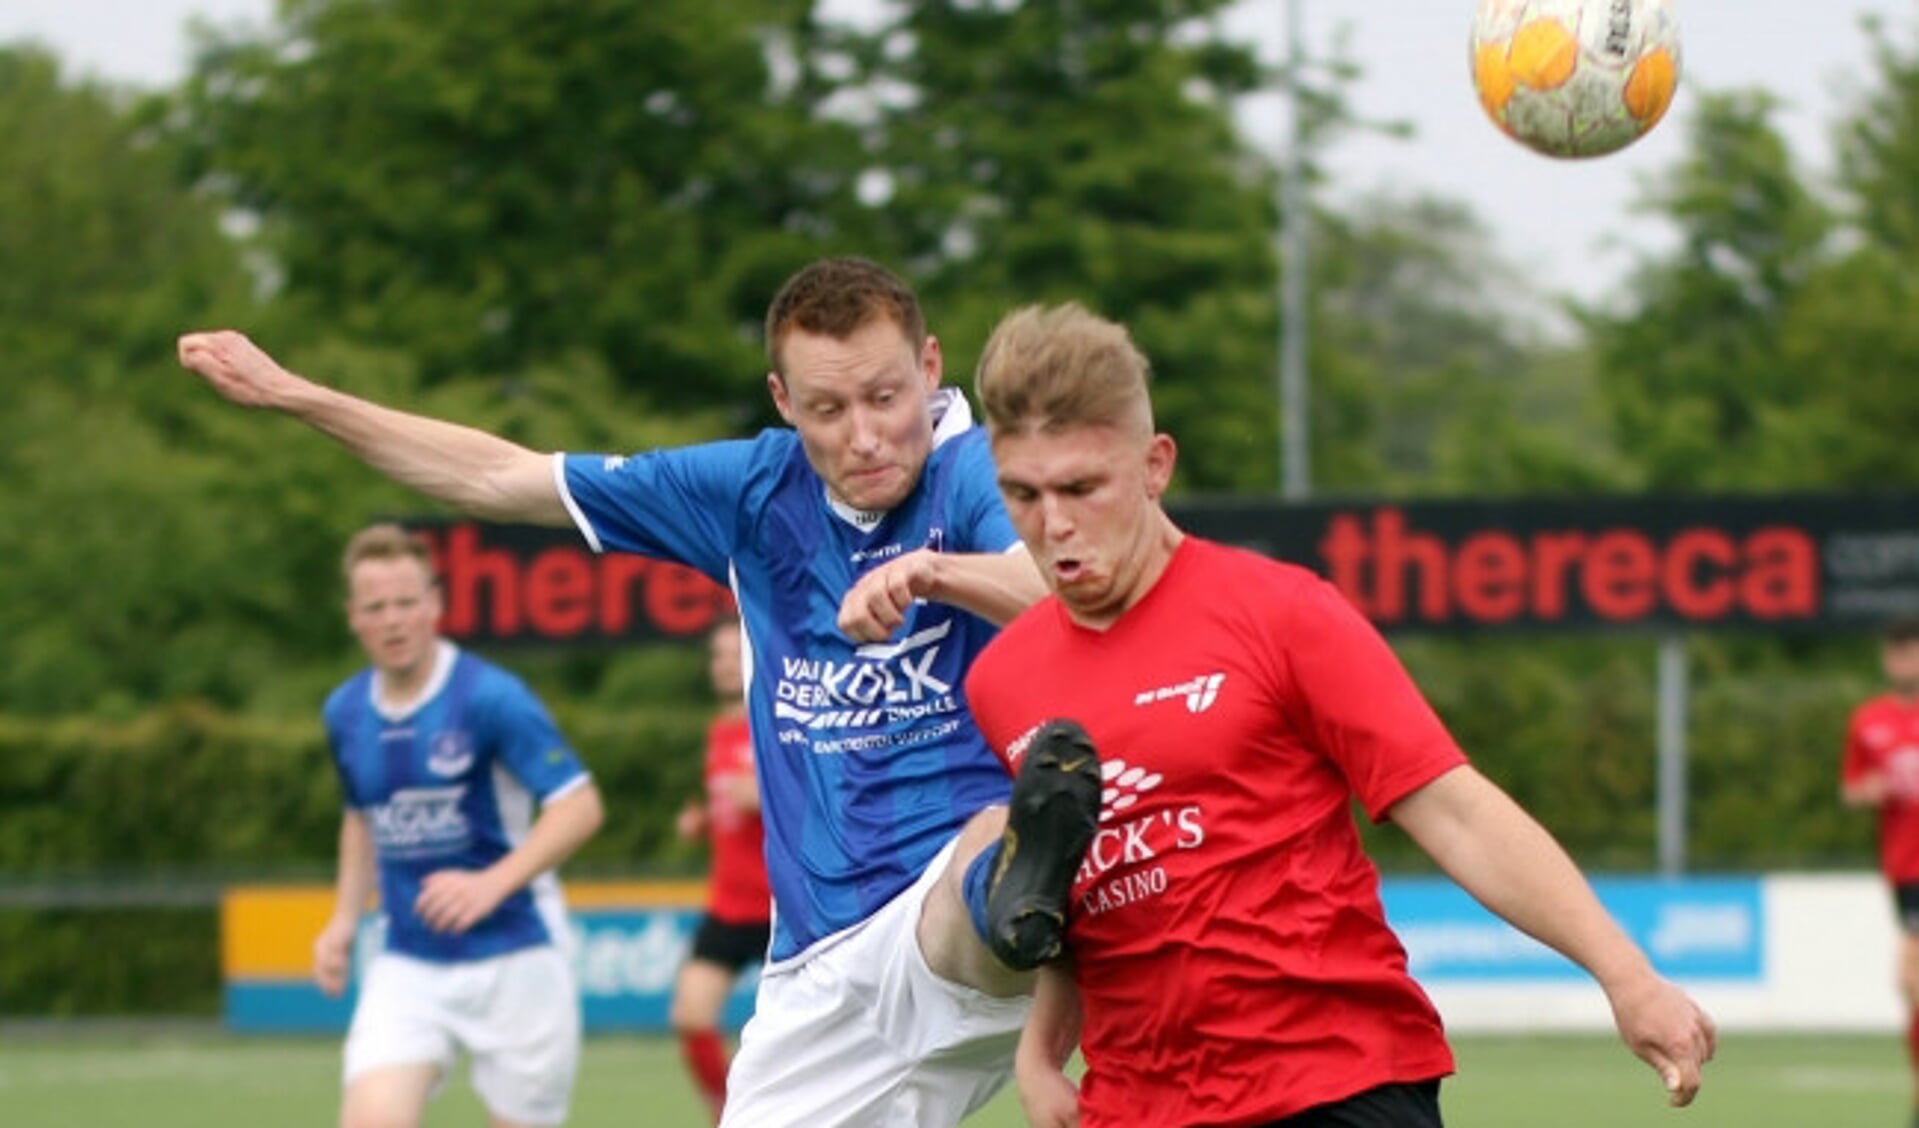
left=370, top=786, right=470, bottom=853
left=770, top=621, right=963, bottom=752
left=1133, top=672, right=1226, bottom=714
left=428, top=731, right=475, bottom=777
left=1099, top=757, right=1164, bottom=824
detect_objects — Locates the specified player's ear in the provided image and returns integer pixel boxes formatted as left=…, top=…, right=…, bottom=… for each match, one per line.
left=920, top=335, right=944, bottom=391
left=768, top=371, right=796, bottom=424
left=1144, top=433, right=1177, bottom=501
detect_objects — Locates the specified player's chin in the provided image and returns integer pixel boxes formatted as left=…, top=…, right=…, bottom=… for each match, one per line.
left=839, top=467, right=910, bottom=510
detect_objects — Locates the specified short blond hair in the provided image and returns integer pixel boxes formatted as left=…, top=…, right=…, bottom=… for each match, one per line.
left=973, top=303, right=1153, bottom=437
left=341, top=522, right=436, bottom=588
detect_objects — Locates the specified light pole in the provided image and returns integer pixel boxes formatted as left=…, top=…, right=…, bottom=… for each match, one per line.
left=1279, top=0, right=1310, bottom=500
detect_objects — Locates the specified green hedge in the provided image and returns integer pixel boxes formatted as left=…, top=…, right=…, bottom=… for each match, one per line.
left=0, top=700, right=714, bottom=877
left=0, top=908, right=218, bottom=1016
left=1375, top=636, right=1879, bottom=871
left=0, top=641, right=1884, bottom=1014
left=0, top=699, right=712, bottom=1014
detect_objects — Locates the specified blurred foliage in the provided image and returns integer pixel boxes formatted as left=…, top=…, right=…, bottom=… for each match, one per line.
left=0, top=700, right=714, bottom=878
left=9, top=0, right=1919, bottom=1015
left=838, top=0, right=1281, bottom=490
left=0, top=908, right=219, bottom=1016
left=171, top=0, right=853, bottom=417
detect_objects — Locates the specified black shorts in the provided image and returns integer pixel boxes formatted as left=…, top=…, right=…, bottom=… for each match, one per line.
left=1254, top=1080, right=1444, bottom=1128
left=689, top=914, right=771, bottom=973
left=1894, top=883, right=1919, bottom=933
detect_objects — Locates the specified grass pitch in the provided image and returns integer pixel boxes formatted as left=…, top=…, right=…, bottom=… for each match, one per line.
left=0, top=1029, right=1907, bottom=1126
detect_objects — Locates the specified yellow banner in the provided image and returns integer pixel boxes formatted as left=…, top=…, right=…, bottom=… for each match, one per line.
left=221, top=880, right=709, bottom=978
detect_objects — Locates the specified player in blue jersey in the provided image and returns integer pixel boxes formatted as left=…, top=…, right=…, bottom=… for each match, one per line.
left=315, top=522, right=605, bottom=1128
left=179, top=258, right=1099, bottom=1127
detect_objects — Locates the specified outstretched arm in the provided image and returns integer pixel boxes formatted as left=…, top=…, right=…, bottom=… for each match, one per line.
left=1389, top=765, right=1716, bottom=1108
left=839, top=547, right=1046, bottom=642
left=178, top=330, right=568, bottom=526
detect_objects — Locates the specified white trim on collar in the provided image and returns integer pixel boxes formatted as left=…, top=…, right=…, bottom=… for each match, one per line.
left=369, top=639, right=459, bottom=722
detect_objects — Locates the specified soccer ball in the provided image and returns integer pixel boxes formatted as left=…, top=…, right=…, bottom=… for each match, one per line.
left=1470, top=0, right=1682, bottom=159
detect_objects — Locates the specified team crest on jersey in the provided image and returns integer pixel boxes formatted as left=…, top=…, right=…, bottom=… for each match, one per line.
left=1132, top=672, right=1227, bottom=714
left=427, top=731, right=475, bottom=777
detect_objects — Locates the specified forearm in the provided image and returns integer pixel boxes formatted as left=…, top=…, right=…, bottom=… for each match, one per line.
left=1020, top=962, right=1084, bottom=1070
left=1394, top=767, right=1653, bottom=992
left=330, top=812, right=378, bottom=926
left=927, top=548, right=1047, bottom=626
left=279, top=380, right=567, bottom=525
left=1842, top=776, right=1886, bottom=808
left=485, top=782, right=605, bottom=893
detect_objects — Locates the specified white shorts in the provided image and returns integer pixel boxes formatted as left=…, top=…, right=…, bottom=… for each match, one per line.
left=343, top=945, right=581, bottom=1126
left=719, top=837, right=1031, bottom=1128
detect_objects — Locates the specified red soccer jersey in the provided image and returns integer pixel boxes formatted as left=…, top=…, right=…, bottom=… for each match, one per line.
left=966, top=538, right=1464, bottom=1128
left=1842, top=694, right=1919, bottom=883
left=703, top=714, right=772, bottom=924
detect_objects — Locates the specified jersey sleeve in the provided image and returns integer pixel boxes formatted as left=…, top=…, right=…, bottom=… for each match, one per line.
left=476, top=671, right=591, bottom=801
left=320, top=689, right=364, bottom=810
left=555, top=439, right=757, bottom=581
left=962, top=636, right=1016, bottom=773
left=948, top=430, right=1021, bottom=554
left=1842, top=703, right=1879, bottom=785
left=1275, top=576, right=1468, bottom=821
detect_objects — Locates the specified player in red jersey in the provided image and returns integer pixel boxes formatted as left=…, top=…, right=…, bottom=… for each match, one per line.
left=672, top=617, right=772, bottom=1124
left=1841, top=613, right=1919, bottom=1128
left=962, top=303, right=1716, bottom=1128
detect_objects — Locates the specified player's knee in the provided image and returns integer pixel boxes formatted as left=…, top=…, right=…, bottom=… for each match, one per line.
left=340, top=1102, right=422, bottom=1128
left=958, top=805, right=1008, bottom=852
left=670, top=992, right=717, bottom=1033
left=341, top=1069, right=432, bottom=1128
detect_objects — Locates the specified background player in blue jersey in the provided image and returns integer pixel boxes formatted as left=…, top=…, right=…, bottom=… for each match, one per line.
left=179, top=258, right=1093, bottom=1127
left=315, top=523, right=605, bottom=1128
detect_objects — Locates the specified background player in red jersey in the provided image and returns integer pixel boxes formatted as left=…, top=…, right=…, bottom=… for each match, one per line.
left=962, top=303, right=1717, bottom=1128
left=1841, top=613, right=1919, bottom=1128
left=672, top=617, right=771, bottom=1124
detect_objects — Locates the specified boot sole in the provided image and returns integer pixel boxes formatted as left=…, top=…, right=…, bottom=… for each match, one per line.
left=985, top=719, right=1103, bottom=970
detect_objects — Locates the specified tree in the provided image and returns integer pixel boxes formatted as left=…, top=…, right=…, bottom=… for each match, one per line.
left=0, top=48, right=267, bottom=714
left=1583, top=89, right=1833, bottom=491
left=838, top=0, right=1281, bottom=490
left=1306, top=191, right=1616, bottom=496
left=173, top=0, right=865, bottom=415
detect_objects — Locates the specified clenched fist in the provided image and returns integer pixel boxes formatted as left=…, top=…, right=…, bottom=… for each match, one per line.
left=177, top=330, right=308, bottom=410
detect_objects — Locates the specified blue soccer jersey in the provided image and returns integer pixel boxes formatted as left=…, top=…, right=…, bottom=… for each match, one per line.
left=322, top=641, right=590, bottom=963
left=557, top=390, right=1018, bottom=961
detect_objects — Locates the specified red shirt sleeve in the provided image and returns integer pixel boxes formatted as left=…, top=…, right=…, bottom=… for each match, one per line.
left=1842, top=701, right=1878, bottom=785
left=1275, top=576, right=1468, bottom=821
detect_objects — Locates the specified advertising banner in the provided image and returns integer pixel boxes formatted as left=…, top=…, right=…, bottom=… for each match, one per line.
left=1383, top=875, right=1764, bottom=983
left=414, top=493, right=1919, bottom=642
left=222, top=884, right=757, bottom=1034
